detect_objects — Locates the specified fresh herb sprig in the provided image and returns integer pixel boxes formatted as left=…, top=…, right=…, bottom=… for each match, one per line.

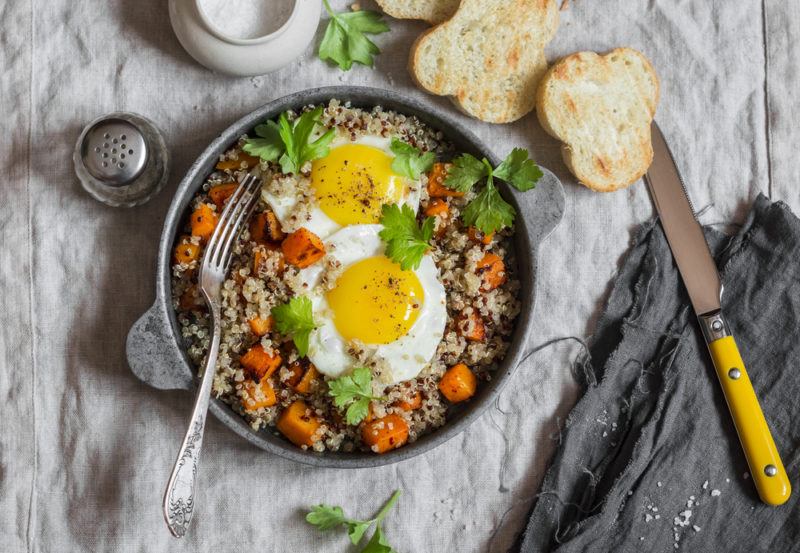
left=319, top=0, right=389, bottom=71
left=307, top=489, right=401, bottom=553
left=390, top=138, right=436, bottom=180
left=328, top=367, right=381, bottom=425
left=243, top=106, right=335, bottom=174
left=379, top=203, right=434, bottom=271
left=271, top=296, right=317, bottom=357
left=445, top=148, right=543, bottom=234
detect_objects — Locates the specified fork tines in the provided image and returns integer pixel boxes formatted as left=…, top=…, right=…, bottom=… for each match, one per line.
left=202, top=173, right=262, bottom=273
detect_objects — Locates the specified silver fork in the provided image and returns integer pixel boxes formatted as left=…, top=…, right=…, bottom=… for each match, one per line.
left=163, top=172, right=262, bottom=538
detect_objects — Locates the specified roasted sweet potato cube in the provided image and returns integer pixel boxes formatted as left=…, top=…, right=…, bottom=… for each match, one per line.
left=438, top=363, right=477, bottom=403
left=208, top=183, right=238, bottom=209
left=361, top=414, right=409, bottom=453
left=190, top=203, right=218, bottom=242
left=215, top=152, right=260, bottom=171
left=239, top=344, right=281, bottom=381
left=248, top=316, right=273, bottom=337
left=242, top=378, right=277, bottom=412
left=277, top=400, right=321, bottom=447
left=427, top=162, right=463, bottom=198
left=476, top=253, right=506, bottom=290
left=294, top=364, right=319, bottom=395
left=282, top=228, right=326, bottom=268
left=250, top=211, right=285, bottom=244
left=456, top=311, right=485, bottom=342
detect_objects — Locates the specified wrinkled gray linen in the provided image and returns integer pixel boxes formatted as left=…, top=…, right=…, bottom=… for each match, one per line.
left=2, top=1, right=800, bottom=552
left=518, top=195, right=800, bottom=552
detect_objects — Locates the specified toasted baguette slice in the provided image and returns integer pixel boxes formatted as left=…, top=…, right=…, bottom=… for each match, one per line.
left=410, top=0, right=559, bottom=124
left=375, top=0, right=460, bottom=24
left=536, top=48, right=660, bottom=192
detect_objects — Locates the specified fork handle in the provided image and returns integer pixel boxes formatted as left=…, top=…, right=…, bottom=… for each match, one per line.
left=162, top=309, right=221, bottom=537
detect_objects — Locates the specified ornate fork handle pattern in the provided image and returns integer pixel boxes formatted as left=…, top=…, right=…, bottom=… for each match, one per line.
left=163, top=303, right=220, bottom=537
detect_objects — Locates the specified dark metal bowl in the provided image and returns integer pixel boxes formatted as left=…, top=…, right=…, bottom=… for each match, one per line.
left=126, top=86, right=565, bottom=468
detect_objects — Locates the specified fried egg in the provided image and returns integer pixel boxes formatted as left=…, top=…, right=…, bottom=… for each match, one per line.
left=262, top=135, right=421, bottom=239
left=298, top=224, right=446, bottom=384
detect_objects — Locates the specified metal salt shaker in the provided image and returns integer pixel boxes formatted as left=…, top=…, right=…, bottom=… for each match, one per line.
left=74, top=112, right=169, bottom=207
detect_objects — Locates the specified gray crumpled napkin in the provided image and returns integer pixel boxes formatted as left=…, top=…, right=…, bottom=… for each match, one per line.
left=517, top=194, right=800, bottom=552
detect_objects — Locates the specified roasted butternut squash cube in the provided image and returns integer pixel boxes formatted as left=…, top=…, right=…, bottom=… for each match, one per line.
left=438, top=363, right=477, bottom=403
left=277, top=400, right=321, bottom=447
left=282, top=228, right=326, bottom=268
left=476, top=253, right=506, bottom=290
left=239, top=344, right=281, bottom=382
left=242, top=378, right=277, bottom=412
left=361, top=414, right=409, bottom=454
left=190, top=203, right=218, bottom=243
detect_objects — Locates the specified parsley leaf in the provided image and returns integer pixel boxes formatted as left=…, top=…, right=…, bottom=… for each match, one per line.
left=244, top=107, right=334, bottom=174
left=379, top=203, right=434, bottom=270
left=493, top=147, right=543, bottom=192
left=271, top=296, right=317, bottom=357
left=241, top=121, right=283, bottom=162
left=362, top=525, right=393, bottom=553
left=306, top=505, right=347, bottom=530
left=462, top=175, right=516, bottom=235
left=328, top=367, right=380, bottom=425
left=389, top=138, right=436, bottom=180
left=443, top=153, right=488, bottom=192
left=319, top=0, right=389, bottom=71
left=306, top=490, right=401, bottom=551
left=454, top=150, right=542, bottom=234
left=278, top=107, right=336, bottom=174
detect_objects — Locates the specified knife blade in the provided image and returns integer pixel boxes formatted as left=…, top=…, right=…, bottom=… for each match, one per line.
left=644, top=122, right=790, bottom=506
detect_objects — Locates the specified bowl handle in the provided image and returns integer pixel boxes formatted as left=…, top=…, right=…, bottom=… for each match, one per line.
left=126, top=302, right=194, bottom=391
left=517, top=168, right=566, bottom=245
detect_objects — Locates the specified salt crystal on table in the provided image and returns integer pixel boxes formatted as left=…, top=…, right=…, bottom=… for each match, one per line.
left=693, top=525, right=701, bottom=532
left=702, top=480, right=709, bottom=489
left=711, top=489, right=721, bottom=497
left=657, top=481, right=662, bottom=487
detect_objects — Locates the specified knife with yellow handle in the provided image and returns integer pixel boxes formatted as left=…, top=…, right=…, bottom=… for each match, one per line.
left=645, top=123, right=791, bottom=506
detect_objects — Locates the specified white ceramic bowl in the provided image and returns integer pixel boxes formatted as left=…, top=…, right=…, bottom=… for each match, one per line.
left=168, top=0, right=321, bottom=76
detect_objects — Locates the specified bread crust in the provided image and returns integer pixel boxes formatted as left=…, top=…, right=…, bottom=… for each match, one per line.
left=535, top=47, right=660, bottom=192
left=409, top=0, right=559, bottom=124
left=376, top=0, right=460, bottom=24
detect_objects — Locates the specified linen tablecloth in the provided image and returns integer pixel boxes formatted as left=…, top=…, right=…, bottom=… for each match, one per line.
left=1, top=1, right=798, bottom=551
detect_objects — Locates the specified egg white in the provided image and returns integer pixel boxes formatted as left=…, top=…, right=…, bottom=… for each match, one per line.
left=261, top=135, right=422, bottom=239
left=298, top=224, right=446, bottom=384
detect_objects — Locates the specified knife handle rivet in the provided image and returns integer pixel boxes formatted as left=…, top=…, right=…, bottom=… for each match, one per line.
left=728, top=367, right=741, bottom=380
left=712, top=320, right=723, bottom=331
left=765, top=465, right=778, bottom=477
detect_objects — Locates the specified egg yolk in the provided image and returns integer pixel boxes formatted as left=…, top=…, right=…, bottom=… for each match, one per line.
left=311, top=144, right=407, bottom=226
left=326, top=256, right=424, bottom=345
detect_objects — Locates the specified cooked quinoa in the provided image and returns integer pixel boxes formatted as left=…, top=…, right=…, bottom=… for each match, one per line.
left=171, top=100, right=522, bottom=454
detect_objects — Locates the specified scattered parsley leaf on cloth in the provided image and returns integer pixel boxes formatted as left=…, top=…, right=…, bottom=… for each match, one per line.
left=327, top=367, right=380, bottom=425
left=389, top=138, right=436, bottom=180
left=319, top=0, right=389, bottom=71
left=270, top=296, right=317, bottom=357
left=307, top=490, right=401, bottom=552
left=243, top=107, right=334, bottom=174
left=379, top=203, right=434, bottom=270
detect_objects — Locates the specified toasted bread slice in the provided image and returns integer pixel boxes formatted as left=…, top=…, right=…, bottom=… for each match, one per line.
left=410, top=0, right=559, bottom=124
left=375, top=0, right=460, bottom=24
left=536, top=48, right=660, bottom=192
